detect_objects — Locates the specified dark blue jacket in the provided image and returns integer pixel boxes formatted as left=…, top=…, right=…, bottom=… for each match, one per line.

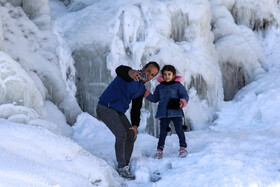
left=146, top=76, right=189, bottom=118
left=98, top=66, right=145, bottom=126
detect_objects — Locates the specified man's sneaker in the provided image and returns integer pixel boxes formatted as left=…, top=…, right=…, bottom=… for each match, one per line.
left=179, top=147, right=187, bottom=158
left=154, top=149, right=163, bottom=159
left=117, top=166, right=135, bottom=180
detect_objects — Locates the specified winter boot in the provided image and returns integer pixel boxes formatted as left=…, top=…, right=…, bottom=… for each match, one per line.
left=154, top=149, right=163, bottom=159
left=178, top=147, right=187, bottom=158
left=117, top=166, right=135, bottom=180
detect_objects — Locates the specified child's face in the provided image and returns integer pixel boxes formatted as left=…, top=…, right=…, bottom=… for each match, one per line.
left=163, top=70, right=175, bottom=82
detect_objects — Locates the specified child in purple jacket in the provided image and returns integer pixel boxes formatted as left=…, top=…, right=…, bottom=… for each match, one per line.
left=144, top=65, right=189, bottom=158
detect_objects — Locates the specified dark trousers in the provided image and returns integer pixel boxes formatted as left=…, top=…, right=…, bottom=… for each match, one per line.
left=96, top=104, right=135, bottom=168
left=157, top=117, right=187, bottom=151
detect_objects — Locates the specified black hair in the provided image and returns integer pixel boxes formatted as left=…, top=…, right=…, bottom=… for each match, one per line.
left=161, top=65, right=177, bottom=75
left=144, top=61, right=160, bottom=71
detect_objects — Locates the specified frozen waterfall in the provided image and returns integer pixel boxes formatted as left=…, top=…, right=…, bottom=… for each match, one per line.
left=1, top=0, right=280, bottom=137
left=52, top=0, right=280, bottom=136
left=0, top=0, right=82, bottom=126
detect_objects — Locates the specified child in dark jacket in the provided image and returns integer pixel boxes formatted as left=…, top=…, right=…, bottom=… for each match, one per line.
left=144, top=65, right=189, bottom=158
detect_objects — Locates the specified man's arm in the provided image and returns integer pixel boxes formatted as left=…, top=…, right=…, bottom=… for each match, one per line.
left=116, top=65, right=133, bottom=82
left=130, top=95, right=144, bottom=127
left=116, top=65, right=141, bottom=82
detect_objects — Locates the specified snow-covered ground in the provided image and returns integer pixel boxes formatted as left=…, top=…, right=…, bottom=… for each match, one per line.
left=0, top=0, right=280, bottom=186
left=73, top=67, right=280, bottom=186
left=73, top=106, right=280, bottom=186
left=2, top=85, right=279, bottom=186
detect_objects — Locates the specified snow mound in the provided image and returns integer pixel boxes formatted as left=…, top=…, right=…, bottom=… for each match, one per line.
left=0, top=1, right=82, bottom=125
left=0, top=52, right=45, bottom=118
left=0, top=119, right=124, bottom=186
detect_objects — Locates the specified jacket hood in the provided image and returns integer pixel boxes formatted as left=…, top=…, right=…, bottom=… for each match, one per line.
left=156, top=75, right=184, bottom=83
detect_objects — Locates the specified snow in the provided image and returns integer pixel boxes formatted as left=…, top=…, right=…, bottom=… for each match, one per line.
left=0, top=0, right=280, bottom=186
left=0, top=1, right=82, bottom=125
left=0, top=51, right=45, bottom=118
left=0, top=119, right=123, bottom=186
left=73, top=109, right=280, bottom=186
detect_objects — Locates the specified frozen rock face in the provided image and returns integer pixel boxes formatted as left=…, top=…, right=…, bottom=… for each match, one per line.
left=231, top=0, right=280, bottom=31
left=210, top=0, right=280, bottom=100
left=52, top=0, right=117, bottom=117
left=0, top=52, right=66, bottom=135
left=2, top=0, right=278, bottom=135
left=73, top=46, right=112, bottom=116
left=0, top=1, right=82, bottom=125
left=0, top=14, right=2, bottom=50
left=54, top=0, right=120, bottom=117
left=57, top=0, right=280, bottom=134
left=0, top=51, right=45, bottom=117
left=65, top=0, right=279, bottom=134
left=7, top=0, right=52, bottom=29
left=60, top=0, right=224, bottom=134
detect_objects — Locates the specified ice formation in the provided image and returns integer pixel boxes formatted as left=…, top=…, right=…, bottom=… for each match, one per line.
left=6, top=0, right=52, bottom=29
left=0, top=0, right=82, bottom=125
left=0, top=0, right=279, bottom=186
left=210, top=0, right=280, bottom=100
left=0, top=52, right=45, bottom=117
left=1, top=0, right=280, bottom=135
left=0, top=52, right=64, bottom=135
left=56, top=0, right=223, bottom=133
left=49, top=0, right=280, bottom=134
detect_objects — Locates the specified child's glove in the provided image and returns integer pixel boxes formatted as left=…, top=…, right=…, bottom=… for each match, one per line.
left=166, top=126, right=171, bottom=132
left=167, top=98, right=181, bottom=109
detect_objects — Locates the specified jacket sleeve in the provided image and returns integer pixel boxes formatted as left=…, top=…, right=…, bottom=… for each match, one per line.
left=145, top=86, right=160, bottom=103
left=130, top=95, right=144, bottom=127
left=179, top=84, right=189, bottom=103
left=115, top=65, right=133, bottom=82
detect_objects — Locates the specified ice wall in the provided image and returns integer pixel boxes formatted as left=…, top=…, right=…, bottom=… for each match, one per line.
left=210, top=0, right=280, bottom=100
left=108, top=0, right=224, bottom=132
left=55, top=0, right=279, bottom=135
left=73, top=47, right=112, bottom=116
left=0, top=1, right=82, bottom=125
left=7, top=0, right=52, bottom=29
left=52, top=0, right=118, bottom=116
left=0, top=13, right=3, bottom=50
left=0, top=51, right=67, bottom=135
left=231, top=0, right=280, bottom=31
left=59, top=0, right=224, bottom=134
left=0, top=51, right=45, bottom=117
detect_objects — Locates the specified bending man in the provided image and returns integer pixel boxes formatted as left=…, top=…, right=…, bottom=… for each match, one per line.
left=96, top=61, right=159, bottom=180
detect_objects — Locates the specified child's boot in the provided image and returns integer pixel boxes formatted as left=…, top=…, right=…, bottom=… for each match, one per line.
left=154, top=149, right=163, bottom=159
left=178, top=147, right=187, bottom=158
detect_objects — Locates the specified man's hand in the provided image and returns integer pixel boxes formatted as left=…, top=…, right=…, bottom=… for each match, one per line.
left=128, top=69, right=141, bottom=81
left=129, top=125, right=138, bottom=141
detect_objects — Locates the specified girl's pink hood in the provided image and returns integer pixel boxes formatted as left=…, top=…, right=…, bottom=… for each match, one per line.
left=156, top=75, right=184, bottom=83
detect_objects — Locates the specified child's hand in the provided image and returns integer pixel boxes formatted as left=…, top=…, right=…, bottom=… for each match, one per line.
left=179, top=99, right=187, bottom=108
left=128, top=69, right=141, bottom=81
left=144, top=89, right=150, bottom=98
left=179, top=101, right=184, bottom=108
